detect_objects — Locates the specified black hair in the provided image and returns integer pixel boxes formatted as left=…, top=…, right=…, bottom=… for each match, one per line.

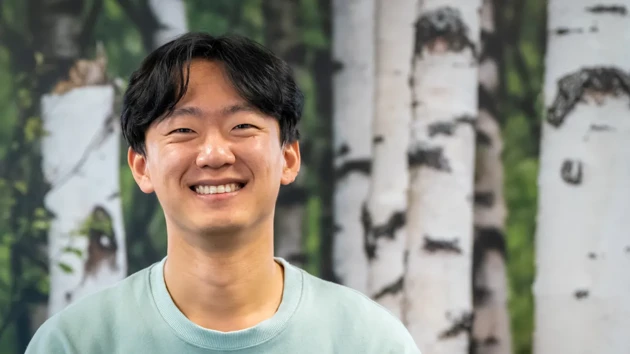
left=120, top=31, right=304, bottom=155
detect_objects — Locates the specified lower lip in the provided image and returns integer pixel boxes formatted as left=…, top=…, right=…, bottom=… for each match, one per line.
left=191, top=185, right=244, bottom=201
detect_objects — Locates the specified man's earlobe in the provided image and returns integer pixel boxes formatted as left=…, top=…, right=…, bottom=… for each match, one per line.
left=127, top=147, right=155, bottom=193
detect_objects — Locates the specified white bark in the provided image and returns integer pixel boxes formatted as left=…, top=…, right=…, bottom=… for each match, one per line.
left=148, top=0, right=187, bottom=47
left=534, top=1, right=630, bottom=353
left=42, top=86, right=127, bottom=317
left=331, top=0, right=374, bottom=293
left=366, top=0, right=415, bottom=319
left=405, top=1, right=481, bottom=352
left=472, top=0, right=512, bottom=353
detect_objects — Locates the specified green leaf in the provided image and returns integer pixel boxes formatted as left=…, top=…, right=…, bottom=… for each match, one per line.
left=24, top=116, right=44, bottom=142
left=32, top=220, right=50, bottom=231
left=57, top=262, right=73, bottom=274
left=13, top=180, right=27, bottom=195
left=62, top=247, right=82, bottom=258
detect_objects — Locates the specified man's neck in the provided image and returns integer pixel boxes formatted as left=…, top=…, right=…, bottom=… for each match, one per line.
left=163, top=226, right=284, bottom=332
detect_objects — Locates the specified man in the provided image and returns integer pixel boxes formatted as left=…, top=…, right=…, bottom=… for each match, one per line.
left=26, top=32, right=421, bottom=353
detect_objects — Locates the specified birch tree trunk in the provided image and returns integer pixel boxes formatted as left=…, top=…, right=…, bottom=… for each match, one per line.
left=148, top=0, right=187, bottom=46
left=331, top=0, right=374, bottom=293
left=365, top=0, right=415, bottom=319
left=471, top=0, right=512, bottom=353
left=43, top=85, right=126, bottom=317
left=534, top=1, right=630, bottom=353
left=405, top=1, right=481, bottom=352
left=31, top=0, right=127, bottom=318
left=263, top=0, right=309, bottom=269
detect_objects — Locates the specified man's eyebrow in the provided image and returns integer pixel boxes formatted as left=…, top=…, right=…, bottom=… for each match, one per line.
left=168, top=106, right=204, bottom=118
left=220, top=103, right=256, bottom=116
left=167, top=103, right=256, bottom=119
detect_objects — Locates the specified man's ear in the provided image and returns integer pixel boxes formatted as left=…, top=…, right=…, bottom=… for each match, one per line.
left=128, top=147, right=155, bottom=193
left=280, top=141, right=301, bottom=185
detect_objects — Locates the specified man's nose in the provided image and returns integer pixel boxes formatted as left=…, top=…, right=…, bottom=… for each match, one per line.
left=195, top=135, right=236, bottom=169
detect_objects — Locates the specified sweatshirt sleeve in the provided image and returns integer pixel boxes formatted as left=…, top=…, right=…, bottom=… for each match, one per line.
left=25, top=317, right=74, bottom=354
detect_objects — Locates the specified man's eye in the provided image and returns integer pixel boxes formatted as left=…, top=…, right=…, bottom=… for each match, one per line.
left=170, top=128, right=193, bottom=134
left=234, top=124, right=255, bottom=130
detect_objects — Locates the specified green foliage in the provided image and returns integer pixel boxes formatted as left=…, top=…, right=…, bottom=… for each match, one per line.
left=501, top=0, right=546, bottom=353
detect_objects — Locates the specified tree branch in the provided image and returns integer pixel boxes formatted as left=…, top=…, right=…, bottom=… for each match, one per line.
left=115, top=0, right=159, bottom=52
left=79, top=0, right=104, bottom=52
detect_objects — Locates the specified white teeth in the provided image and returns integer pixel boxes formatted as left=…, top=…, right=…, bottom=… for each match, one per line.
left=194, top=183, right=242, bottom=195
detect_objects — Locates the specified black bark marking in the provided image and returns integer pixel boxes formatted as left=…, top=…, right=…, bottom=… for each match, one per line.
left=336, top=143, right=350, bottom=157
left=335, top=159, right=371, bottom=181
left=456, top=115, right=476, bottom=126
left=107, top=191, right=120, bottom=200
left=414, top=7, right=477, bottom=57
left=428, top=122, right=455, bottom=137
left=333, top=224, right=342, bottom=233
left=483, top=336, right=499, bottom=346
left=575, top=289, right=589, bottom=299
left=625, top=246, right=630, bottom=253
left=427, top=115, right=475, bottom=138
left=472, top=227, right=507, bottom=307
left=590, top=123, right=614, bottom=131
left=478, top=84, right=499, bottom=122
left=277, top=184, right=309, bottom=206
left=362, top=205, right=406, bottom=261
left=408, top=146, right=451, bottom=172
left=476, top=130, right=492, bottom=146
left=373, top=276, right=404, bottom=300
left=588, top=252, right=597, bottom=259
left=547, top=67, right=630, bottom=127
left=331, top=59, right=344, bottom=73
left=412, top=100, right=420, bottom=108
left=66, top=205, right=118, bottom=302
left=554, top=26, right=598, bottom=35
left=475, top=227, right=507, bottom=259
left=423, top=236, right=462, bottom=254
left=586, top=5, right=627, bottom=15
left=439, top=312, right=474, bottom=339
left=373, top=135, right=384, bottom=144
left=474, top=191, right=495, bottom=208
left=473, top=286, right=491, bottom=307
left=561, top=159, right=583, bottom=185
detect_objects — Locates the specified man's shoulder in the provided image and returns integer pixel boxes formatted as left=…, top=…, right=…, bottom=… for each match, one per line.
left=300, top=269, right=397, bottom=320
left=296, top=268, right=421, bottom=353
left=25, top=265, right=153, bottom=353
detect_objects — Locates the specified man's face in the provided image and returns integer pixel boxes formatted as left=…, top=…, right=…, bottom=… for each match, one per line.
left=128, top=59, right=300, bottom=238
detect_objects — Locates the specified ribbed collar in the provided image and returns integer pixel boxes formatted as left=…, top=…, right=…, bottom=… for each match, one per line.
left=149, top=257, right=303, bottom=350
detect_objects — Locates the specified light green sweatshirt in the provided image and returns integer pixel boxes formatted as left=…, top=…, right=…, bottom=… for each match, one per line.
left=26, top=257, right=421, bottom=353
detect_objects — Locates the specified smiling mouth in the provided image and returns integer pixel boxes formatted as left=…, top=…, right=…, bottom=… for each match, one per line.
left=190, top=183, right=245, bottom=195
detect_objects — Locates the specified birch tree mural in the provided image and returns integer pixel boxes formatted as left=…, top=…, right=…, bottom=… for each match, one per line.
left=263, top=0, right=309, bottom=268
left=405, top=1, right=481, bottom=352
left=331, top=0, right=374, bottom=293
left=471, top=0, right=512, bottom=352
left=534, top=1, right=630, bottom=353
left=365, top=0, right=415, bottom=319
left=37, top=0, right=127, bottom=316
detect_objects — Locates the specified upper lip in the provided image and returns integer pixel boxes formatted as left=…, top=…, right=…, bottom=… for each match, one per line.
left=189, top=178, right=247, bottom=187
